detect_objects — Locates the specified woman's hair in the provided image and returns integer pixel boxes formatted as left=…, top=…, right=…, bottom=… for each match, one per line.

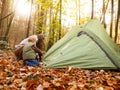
left=36, top=34, right=45, bottom=50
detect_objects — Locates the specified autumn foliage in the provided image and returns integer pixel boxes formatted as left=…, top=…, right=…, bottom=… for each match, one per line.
left=0, top=50, right=120, bottom=90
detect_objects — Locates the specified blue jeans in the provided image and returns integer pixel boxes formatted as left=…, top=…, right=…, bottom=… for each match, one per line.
left=25, top=59, right=39, bottom=66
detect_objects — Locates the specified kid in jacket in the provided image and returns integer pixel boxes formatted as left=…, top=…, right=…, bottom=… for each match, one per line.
left=23, top=36, right=44, bottom=66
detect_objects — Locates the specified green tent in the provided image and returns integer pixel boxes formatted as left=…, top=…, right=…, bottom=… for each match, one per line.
left=42, top=19, right=120, bottom=70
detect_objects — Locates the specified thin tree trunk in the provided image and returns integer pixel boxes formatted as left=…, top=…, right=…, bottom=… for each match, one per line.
left=78, top=0, right=80, bottom=25
left=76, top=0, right=78, bottom=25
left=59, top=0, right=62, bottom=39
left=110, top=0, right=114, bottom=38
left=0, top=0, right=7, bottom=36
left=103, top=0, right=106, bottom=28
left=37, top=0, right=46, bottom=34
left=4, top=0, right=15, bottom=38
left=91, top=0, right=94, bottom=19
left=47, top=0, right=53, bottom=50
left=0, top=0, right=16, bottom=37
left=5, top=13, right=15, bottom=37
left=114, top=0, right=120, bottom=42
left=0, top=11, right=14, bottom=22
left=52, top=0, right=60, bottom=43
left=100, top=0, right=109, bottom=29
left=26, top=0, right=33, bottom=38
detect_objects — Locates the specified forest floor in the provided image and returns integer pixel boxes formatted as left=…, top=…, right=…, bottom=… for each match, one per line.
left=0, top=50, right=120, bottom=90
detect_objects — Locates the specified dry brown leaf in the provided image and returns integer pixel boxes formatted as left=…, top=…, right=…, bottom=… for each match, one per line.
left=51, top=80, right=61, bottom=86
left=9, top=84, right=19, bottom=90
left=19, top=82, right=27, bottom=87
left=43, top=81, right=50, bottom=88
left=107, top=78, right=117, bottom=86
left=66, top=85, right=77, bottom=90
left=13, top=79, right=23, bottom=84
left=26, top=80, right=38, bottom=90
left=112, top=85, right=120, bottom=90
left=20, top=68, right=26, bottom=72
left=0, top=70, right=6, bottom=77
left=0, top=59, right=8, bottom=65
left=104, top=86, right=114, bottom=90
left=0, top=85, right=3, bottom=89
left=3, top=85, right=11, bottom=90
left=36, top=84, right=43, bottom=90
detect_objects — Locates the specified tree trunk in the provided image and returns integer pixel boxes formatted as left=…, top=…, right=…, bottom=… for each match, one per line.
left=59, top=0, right=62, bottom=39
left=100, top=0, right=109, bottom=29
left=0, top=0, right=8, bottom=36
left=102, top=0, right=106, bottom=28
left=110, top=0, right=114, bottom=38
left=37, top=0, right=46, bottom=34
left=5, top=13, right=15, bottom=37
left=76, top=0, right=78, bottom=25
left=26, top=0, right=33, bottom=38
left=114, top=0, right=120, bottom=42
left=78, top=0, right=80, bottom=25
left=0, top=0, right=14, bottom=38
left=91, top=0, right=94, bottom=19
left=47, top=0, right=53, bottom=50
left=0, top=11, right=14, bottom=22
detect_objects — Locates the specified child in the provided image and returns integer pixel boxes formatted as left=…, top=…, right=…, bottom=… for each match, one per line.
left=22, top=35, right=44, bottom=66
left=14, top=34, right=45, bottom=61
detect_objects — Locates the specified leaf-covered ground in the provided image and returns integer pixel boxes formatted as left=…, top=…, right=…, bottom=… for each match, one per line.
left=0, top=50, right=120, bottom=90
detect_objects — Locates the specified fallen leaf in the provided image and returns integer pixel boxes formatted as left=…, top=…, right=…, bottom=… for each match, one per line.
left=36, top=84, right=43, bottom=90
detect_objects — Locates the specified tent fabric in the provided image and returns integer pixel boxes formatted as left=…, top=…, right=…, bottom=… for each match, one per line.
left=42, top=19, right=120, bottom=70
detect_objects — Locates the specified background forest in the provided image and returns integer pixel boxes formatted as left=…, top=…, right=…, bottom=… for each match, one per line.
left=0, top=0, right=120, bottom=51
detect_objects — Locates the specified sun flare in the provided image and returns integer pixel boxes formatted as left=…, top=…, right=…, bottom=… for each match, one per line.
left=14, top=0, right=31, bottom=16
